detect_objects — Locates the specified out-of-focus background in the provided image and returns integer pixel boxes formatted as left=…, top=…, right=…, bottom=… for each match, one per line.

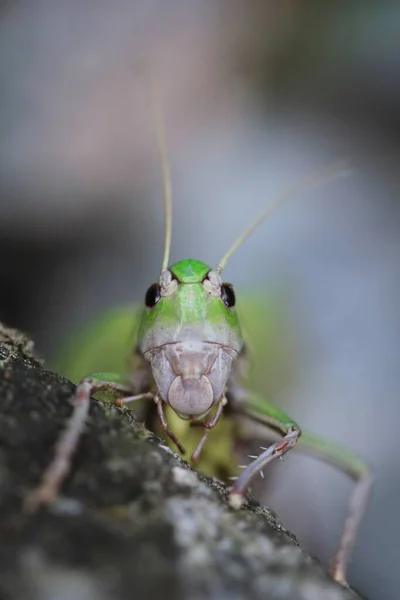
left=1, top=2, right=399, bottom=598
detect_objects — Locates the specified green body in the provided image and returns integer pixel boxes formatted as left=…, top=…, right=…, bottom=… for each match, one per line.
left=56, top=279, right=290, bottom=476
left=54, top=255, right=371, bottom=587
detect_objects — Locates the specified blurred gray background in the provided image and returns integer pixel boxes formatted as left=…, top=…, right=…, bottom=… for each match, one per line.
left=0, top=2, right=399, bottom=598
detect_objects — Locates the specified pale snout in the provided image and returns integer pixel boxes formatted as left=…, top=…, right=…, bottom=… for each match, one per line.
left=146, top=340, right=235, bottom=418
left=168, top=375, right=214, bottom=416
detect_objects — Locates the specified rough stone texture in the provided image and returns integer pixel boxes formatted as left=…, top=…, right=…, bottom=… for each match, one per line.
left=0, top=327, right=362, bottom=600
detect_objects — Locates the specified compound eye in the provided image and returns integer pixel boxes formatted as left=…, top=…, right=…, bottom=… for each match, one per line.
left=145, top=283, right=161, bottom=307
left=221, top=283, right=235, bottom=308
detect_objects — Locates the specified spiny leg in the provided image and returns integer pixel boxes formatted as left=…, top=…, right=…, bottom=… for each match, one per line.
left=25, top=373, right=150, bottom=513
left=155, top=395, right=186, bottom=454
left=228, top=391, right=300, bottom=508
left=231, top=386, right=372, bottom=586
left=294, top=431, right=373, bottom=586
left=114, top=392, right=154, bottom=407
left=191, top=395, right=227, bottom=462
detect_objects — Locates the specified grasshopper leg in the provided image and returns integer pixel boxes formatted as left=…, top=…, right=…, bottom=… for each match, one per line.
left=155, top=395, right=186, bottom=454
left=228, top=387, right=301, bottom=510
left=293, top=431, right=373, bottom=586
left=24, top=373, right=149, bottom=513
left=229, top=423, right=300, bottom=508
left=191, top=395, right=227, bottom=462
left=230, top=386, right=372, bottom=585
left=114, top=392, right=154, bottom=407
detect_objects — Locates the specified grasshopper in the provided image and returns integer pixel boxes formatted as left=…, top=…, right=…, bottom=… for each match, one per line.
left=25, top=93, right=372, bottom=587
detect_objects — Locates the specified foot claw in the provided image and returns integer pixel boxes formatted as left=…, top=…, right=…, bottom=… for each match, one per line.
left=229, top=491, right=245, bottom=510
left=330, top=566, right=349, bottom=587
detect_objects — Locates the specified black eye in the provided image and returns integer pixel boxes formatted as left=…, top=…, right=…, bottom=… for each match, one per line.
left=221, top=283, right=235, bottom=307
left=145, top=283, right=161, bottom=307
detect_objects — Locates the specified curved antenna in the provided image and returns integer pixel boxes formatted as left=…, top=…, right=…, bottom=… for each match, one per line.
left=150, top=80, right=173, bottom=271
left=217, top=159, right=352, bottom=272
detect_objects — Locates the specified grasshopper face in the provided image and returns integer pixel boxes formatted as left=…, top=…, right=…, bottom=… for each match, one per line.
left=138, top=259, right=243, bottom=419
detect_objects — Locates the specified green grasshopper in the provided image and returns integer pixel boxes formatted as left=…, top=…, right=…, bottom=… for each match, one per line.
left=25, top=96, right=372, bottom=587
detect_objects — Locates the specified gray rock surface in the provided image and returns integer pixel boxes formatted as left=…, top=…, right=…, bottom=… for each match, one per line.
left=0, top=326, right=361, bottom=600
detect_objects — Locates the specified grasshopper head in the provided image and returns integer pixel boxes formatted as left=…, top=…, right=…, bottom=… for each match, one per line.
left=138, top=259, right=243, bottom=419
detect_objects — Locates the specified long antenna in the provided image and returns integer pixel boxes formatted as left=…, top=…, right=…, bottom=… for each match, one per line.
left=217, top=159, right=352, bottom=272
left=150, top=79, right=173, bottom=271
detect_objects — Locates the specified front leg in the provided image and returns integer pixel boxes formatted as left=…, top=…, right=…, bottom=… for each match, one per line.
left=154, top=395, right=186, bottom=454
left=227, top=387, right=301, bottom=507
left=25, top=373, right=153, bottom=513
left=190, top=395, right=227, bottom=462
left=229, top=383, right=372, bottom=586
